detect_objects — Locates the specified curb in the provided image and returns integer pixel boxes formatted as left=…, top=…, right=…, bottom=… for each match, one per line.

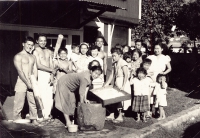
left=122, top=104, right=200, bottom=138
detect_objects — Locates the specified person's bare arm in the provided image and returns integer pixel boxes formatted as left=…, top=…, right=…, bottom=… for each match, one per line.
left=13, top=54, right=32, bottom=89
left=33, top=56, right=38, bottom=79
left=72, top=61, right=78, bottom=72
left=103, top=52, right=108, bottom=76
left=33, top=50, right=53, bottom=73
left=49, top=50, right=54, bottom=69
left=84, top=87, right=90, bottom=104
left=121, top=66, right=129, bottom=90
left=68, top=61, right=73, bottom=73
left=103, top=67, right=113, bottom=87
left=163, top=62, right=172, bottom=75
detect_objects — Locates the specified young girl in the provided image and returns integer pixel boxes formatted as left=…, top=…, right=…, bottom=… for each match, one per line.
left=76, top=42, right=92, bottom=73
left=122, top=45, right=131, bottom=54
left=123, top=52, right=132, bottom=79
left=53, top=48, right=73, bottom=80
left=52, top=48, right=73, bottom=94
left=141, top=58, right=154, bottom=118
left=89, top=45, right=103, bottom=68
left=147, top=43, right=172, bottom=82
left=131, top=68, right=151, bottom=122
left=104, top=48, right=131, bottom=123
left=131, top=49, right=143, bottom=77
left=153, top=74, right=168, bottom=120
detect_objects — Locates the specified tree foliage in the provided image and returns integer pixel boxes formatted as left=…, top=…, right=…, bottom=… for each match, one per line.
left=175, top=0, right=200, bottom=40
left=132, top=0, right=183, bottom=39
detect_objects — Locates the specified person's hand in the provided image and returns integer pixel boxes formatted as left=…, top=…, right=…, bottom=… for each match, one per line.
left=118, top=85, right=125, bottom=91
left=84, top=99, right=90, bottom=104
left=27, top=82, right=32, bottom=90
left=103, top=83, right=108, bottom=88
left=52, top=67, right=58, bottom=75
left=49, top=75, right=54, bottom=86
left=160, top=72, right=165, bottom=75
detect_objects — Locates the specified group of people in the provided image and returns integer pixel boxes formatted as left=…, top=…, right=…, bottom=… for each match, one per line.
left=13, top=35, right=107, bottom=126
left=13, top=34, right=171, bottom=127
left=103, top=40, right=171, bottom=123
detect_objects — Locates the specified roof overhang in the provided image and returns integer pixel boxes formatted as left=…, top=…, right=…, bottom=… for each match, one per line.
left=0, top=0, right=125, bottom=29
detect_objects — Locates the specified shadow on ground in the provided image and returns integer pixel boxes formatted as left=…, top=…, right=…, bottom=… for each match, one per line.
left=182, top=121, right=200, bottom=138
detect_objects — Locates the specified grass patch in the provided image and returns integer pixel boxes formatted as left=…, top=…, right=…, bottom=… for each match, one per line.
left=107, top=87, right=197, bottom=129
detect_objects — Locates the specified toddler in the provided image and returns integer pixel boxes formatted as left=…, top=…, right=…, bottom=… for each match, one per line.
left=153, top=74, right=168, bottom=120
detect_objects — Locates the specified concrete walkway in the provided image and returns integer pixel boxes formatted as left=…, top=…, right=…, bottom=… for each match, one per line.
left=1, top=104, right=200, bottom=138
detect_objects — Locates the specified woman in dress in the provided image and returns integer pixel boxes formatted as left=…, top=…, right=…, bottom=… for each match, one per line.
left=147, top=43, right=172, bottom=82
left=54, top=65, right=102, bottom=127
left=76, top=42, right=92, bottom=73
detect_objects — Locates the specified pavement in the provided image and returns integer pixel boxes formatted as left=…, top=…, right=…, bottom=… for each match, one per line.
left=1, top=103, right=200, bottom=138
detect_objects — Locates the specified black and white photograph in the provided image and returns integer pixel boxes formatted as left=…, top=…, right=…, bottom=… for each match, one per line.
left=0, top=0, right=200, bottom=137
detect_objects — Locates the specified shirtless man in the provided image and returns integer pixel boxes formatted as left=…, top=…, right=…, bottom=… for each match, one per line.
left=95, top=36, right=108, bottom=81
left=13, top=36, right=39, bottom=125
left=33, top=34, right=56, bottom=120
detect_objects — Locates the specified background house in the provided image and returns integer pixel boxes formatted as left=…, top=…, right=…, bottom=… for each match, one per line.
left=0, top=0, right=141, bottom=91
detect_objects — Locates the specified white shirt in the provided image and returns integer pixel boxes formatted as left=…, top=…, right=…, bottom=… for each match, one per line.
left=131, top=77, right=151, bottom=96
left=154, top=82, right=168, bottom=98
left=147, top=54, right=171, bottom=81
left=71, top=52, right=80, bottom=62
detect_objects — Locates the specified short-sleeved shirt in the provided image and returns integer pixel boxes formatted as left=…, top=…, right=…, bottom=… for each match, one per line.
left=131, top=57, right=143, bottom=76
left=113, top=58, right=127, bottom=78
left=58, top=71, right=91, bottom=96
left=153, top=82, right=168, bottom=98
left=89, top=56, right=103, bottom=68
left=76, top=54, right=92, bottom=73
left=147, top=54, right=171, bottom=74
left=131, top=77, right=151, bottom=96
left=71, top=52, right=80, bottom=62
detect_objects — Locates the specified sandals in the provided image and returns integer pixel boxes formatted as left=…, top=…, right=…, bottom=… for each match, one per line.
left=146, top=115, right=152, bottom=119
left=112, top=119, right=123, bottom=123
left=142, top=119, right=147, bottom=122
left=43, top=115, right=55, bottom=123
left=105, top=116, right=113, bottom=120
left=32, top=121, right=44, bottom=127
left=136, top=119, right=140, bottom=122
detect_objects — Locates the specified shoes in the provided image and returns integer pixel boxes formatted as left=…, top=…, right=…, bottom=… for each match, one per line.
left=136, top=119, right=140, bottom=122
left=105, top=113, right=115, bottom=120
left=112, top=119, right=123, bottom=123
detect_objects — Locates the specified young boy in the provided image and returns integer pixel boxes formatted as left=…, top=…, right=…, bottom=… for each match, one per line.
left=70, top=44, right=79, bottom=72
left=142, top=58, right=154, bottom=78
left=104, top=48, right=131, bottom=122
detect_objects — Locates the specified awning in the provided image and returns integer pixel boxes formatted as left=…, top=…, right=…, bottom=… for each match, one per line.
left=79, top=0, right=126, bottom=11
left=0, top=0, right=125, bottom=29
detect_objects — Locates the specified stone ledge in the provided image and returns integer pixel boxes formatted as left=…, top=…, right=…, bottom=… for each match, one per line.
left=122, top=104, right=200, bottom=138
